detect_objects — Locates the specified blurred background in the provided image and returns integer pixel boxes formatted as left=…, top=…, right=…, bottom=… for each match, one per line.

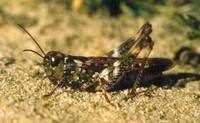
left=0, top=0, right=200, bottom=70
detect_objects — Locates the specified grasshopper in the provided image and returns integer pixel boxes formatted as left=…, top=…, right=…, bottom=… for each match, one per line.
left=18, top=22, right=173, bottom=104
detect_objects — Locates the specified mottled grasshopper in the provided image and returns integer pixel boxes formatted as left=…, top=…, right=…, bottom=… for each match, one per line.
left=18, top=22, right=173, bottom=104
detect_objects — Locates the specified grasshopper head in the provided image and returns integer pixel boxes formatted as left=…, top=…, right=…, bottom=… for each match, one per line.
left=43, top=51, right=65, bottom=84
left=19, top=24, right=77, bottom=86
left=43, top=51, right=77, bottom=85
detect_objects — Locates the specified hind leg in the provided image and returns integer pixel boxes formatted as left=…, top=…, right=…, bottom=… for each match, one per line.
left=107, top=22, right=152, bottom=58
left=93, top=23, right=153, bottom=104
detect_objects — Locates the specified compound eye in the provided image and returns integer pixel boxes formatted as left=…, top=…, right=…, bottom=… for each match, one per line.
left=44, top=51, right=65, bottom=67
left=51, top=56, right=61, bottom=67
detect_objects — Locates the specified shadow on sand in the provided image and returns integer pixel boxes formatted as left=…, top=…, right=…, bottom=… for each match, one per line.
left=141, top=72, right=200, bottom=88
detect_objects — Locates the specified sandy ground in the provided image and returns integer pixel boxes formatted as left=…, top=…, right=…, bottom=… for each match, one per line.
left=0, top=1, right=200, bottom=123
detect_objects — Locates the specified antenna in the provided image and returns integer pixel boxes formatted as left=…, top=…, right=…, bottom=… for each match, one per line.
left=23, top=49, right=44, bottom=58
left=17, top=24, right=46, bottom=56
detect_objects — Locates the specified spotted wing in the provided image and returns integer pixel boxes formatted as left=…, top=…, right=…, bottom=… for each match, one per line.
left=71, top=56, right=173, bottom=75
